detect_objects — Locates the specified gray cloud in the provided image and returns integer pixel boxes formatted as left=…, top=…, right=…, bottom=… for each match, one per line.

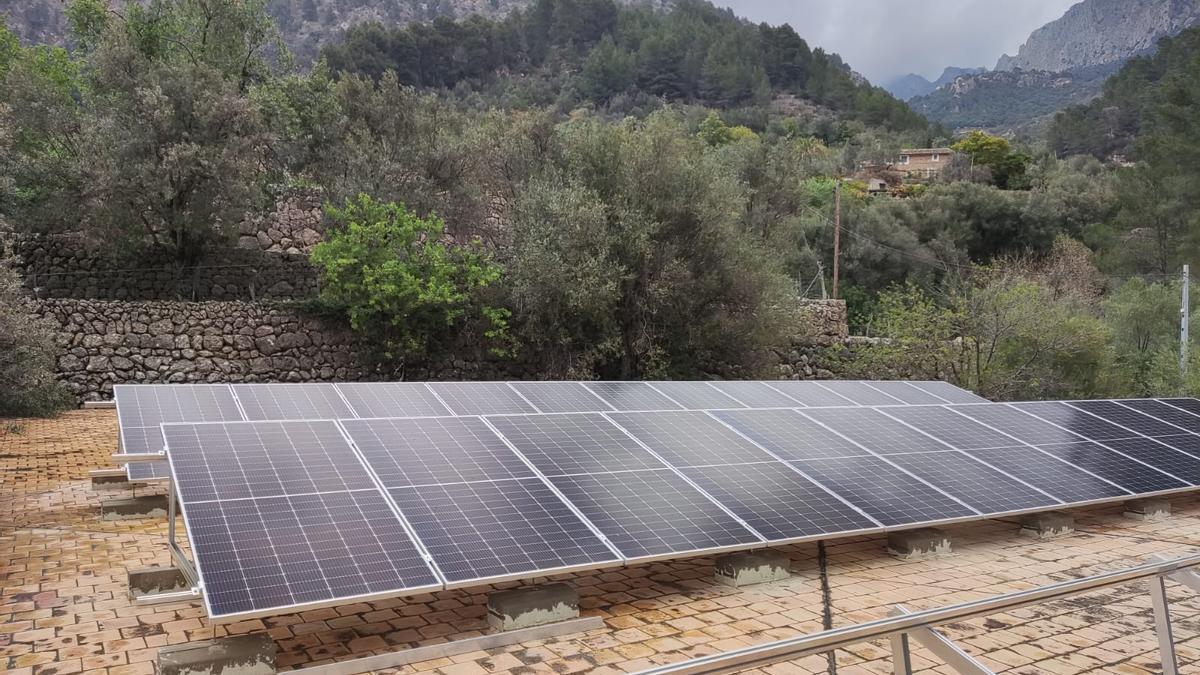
left=716, top=0, right=1081, bottom=83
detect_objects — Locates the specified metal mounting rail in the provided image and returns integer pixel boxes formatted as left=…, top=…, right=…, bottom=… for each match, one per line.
left=634, top=551, right=1200, bottom=675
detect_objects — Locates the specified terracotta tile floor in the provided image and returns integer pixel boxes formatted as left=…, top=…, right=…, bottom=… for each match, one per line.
left=6, top=410, right=1200, bottom=674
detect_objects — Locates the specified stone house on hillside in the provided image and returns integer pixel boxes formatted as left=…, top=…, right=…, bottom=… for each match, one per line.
left=898, top=148, right=955, bottom=180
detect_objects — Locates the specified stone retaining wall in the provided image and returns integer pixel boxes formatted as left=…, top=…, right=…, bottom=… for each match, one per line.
left=36, top=297, right=862, bottom=402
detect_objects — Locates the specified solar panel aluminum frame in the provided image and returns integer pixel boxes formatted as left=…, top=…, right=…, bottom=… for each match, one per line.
left=114, top=384, right=247, bottom=477
left=161, top=419, right=445, bottom=625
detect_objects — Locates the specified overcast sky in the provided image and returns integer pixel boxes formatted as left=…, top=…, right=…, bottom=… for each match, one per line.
left=717, top=0, right=1081, bottom=84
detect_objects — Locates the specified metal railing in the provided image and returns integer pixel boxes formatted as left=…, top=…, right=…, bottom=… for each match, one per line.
left=635, top=551, right=1200, bottom=675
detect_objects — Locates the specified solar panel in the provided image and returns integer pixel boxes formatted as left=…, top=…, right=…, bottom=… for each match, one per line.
left=764, top=381, right=854, bottom=407
left=789, top=456, right=978, bottom=526
left=885, top=451, right=1060, bottom=514
left=185, top=490, right=440, bottom=620
left=713, top=409, right=870, bottom=460
left=1012, top=401, right=1138, bottom=441
left=908, top=381, right=990, bottom=404
left=163, top=421, right=376, bottom=503
left=547, top=470, right=762, bottom=559
left=965, top=446, right=1130, bottom=503
left=647, top=382, right=745, bottom=410
left=880, top=406, right=1023, bottom=450
left=1034, top=442, right=1187, bottom=493
left=608, top=411, right=776, bottom=467
left=863, top=381, right=948, bottom=405
left=952, top=404, right=1086, bottom=445
left=1066, top=400, right=1186, bottom=437
left=388, top=479, right=619, bottom=585
left=811, top=381, right=902, bottom=406
left=485, top=414, right=667, bottom=476
left=709, top=381, right=805, bottom=408
left=798, top=408, right=952, bottom=454
left=116, top=384, right=243, bottom=458
left=1153, top=434, right=1200, bottom=460
left=425, top=382, right=538, bottom=416
left=582, top=382, right=683, bottom=411
left=342, top=417, right=536, bottom=488
left=508, top=382, right=613, bottom=414
left=679, top=463, right=880, bottom=541
left=1099, top=438, right=1200, bottom=483
left=1117, top=399, right=1200, bottom=434
left=1163, top=398, right=1200, bottom=417
left=232, top=383, right=355, bottom=421
left=336, top=382, right=450, bottom=418
left=128, top=459, right=172, bottom=482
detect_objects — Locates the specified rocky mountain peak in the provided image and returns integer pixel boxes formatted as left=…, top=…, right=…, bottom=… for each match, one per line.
left=996, top=0, right=1200, bottom=72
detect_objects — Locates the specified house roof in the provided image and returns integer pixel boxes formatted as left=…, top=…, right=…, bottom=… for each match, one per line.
left=901, top=148, right=955, bottom=155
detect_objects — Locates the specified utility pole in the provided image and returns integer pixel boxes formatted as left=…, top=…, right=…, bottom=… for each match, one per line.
left=832, top=180, right=841, bottom=300
left=1182, top=264, right=1191, bottom=378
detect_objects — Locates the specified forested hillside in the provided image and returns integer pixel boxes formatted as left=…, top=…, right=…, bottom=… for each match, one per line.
left=321, top=0, right=928, bottom=132
left=4, top=0, right=1200, bottom=401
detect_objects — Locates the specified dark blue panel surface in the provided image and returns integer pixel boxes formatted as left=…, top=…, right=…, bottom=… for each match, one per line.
left=790, top=456, right=977, bottom=526
left=711, top=381, right=806, bottom=408
left=680, top=463, right=879, bottom=541
left=765, top=381, right=855, bottom=407
left=882, top=406, right=1021, bottom=450
left=1034, top=442, right=1186, bottom=493
left=390, top=478, right=618, bottom=584
left=649, top=382, right=746, bottom=410
left=608, top=411, right=775, bottom=467
left=1013, top=401, right=1139, bottom=441
left=886, top=451, right=1060, bottom=514
left=486, top=413, right=666, bottom=476
left=1067, top=400, right=1185, bottom=437
left=548, top=470, right=761, bottom=559
left=188, top=490, right=439, bottom=619
left=508, top=382, right=613, bottom=414
left=343, top=417, right=535, bottom=488
left=165, top=421, right=374, bottom=503
left=1163, top=398, right=1200, bottom=417
left=336, top=383, right=450, bottom=419
left=812, top=381, right=903, bottom=406
left=582, top=382, right=683, bottom=411
left=864, top=381, right=947, bottom=405
left=232, top=383, right=355, bottom=421
left=1100, top=438, right=1200, bottom=484
left=127, top=460, right=171, bottom=482
left=799, top=408, right=952, bottom=454
left=951, top=405, right=1083, bottom=445
left=1115, top=399, right=1200, bottom=434
left=966, top=446, right=1129, bottom=503
left=714, top=409, right=870, bottom=460
left=426, top=382, right=537, bottom=416
left=909, top=381, right=989, bottom=404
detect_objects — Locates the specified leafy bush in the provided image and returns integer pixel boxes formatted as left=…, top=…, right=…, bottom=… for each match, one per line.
left=310, top=194, right=510, bottom=363
left=0, top=254, right=72, bottom=417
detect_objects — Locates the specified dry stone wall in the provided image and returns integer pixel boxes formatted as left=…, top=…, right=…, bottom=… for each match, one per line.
left=35, top=297, right=861, bottom=403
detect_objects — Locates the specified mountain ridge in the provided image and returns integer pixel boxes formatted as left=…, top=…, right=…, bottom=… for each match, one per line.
left=884, top=66, right=986, bottom=101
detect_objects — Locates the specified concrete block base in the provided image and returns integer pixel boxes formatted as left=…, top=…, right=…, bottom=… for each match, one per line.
left=82, top=400, right=116, bottom=409
left=158, top=633, right=275, bottom=675
left=91, top=473, right=130, bottom=490
left=1019, top=511, right=1076, bottom=539
left=888, top=528, right=951, bottom=559
left=714, top=549, right=791, bottom=587
left=487, top=583, right=579, bottom=631
left=1125, top=498, right=1171, bottom=522
left=101, top=495, right=168, bottom=521
left=128, top=567, right=189, bottom=599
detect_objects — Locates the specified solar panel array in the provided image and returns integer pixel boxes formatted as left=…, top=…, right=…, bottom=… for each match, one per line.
left=121, top=381, right=1200, bottom=625
left=114, top=380, right=983, bottom=481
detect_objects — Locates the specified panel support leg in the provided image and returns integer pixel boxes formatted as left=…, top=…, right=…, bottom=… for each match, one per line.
left=889, top=606, right=995, bottom=675
left=890, top=631, right=913, bottom=675
left=1148, top=575, right=1179, bottom=675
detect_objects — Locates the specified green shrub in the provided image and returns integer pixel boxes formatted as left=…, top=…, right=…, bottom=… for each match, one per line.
left=309, top=194, right=510, bottom=363
left=0, top=254, right=72, bottom=417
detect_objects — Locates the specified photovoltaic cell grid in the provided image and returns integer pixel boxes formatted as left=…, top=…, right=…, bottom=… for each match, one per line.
left=147, top=384, right=1200, bottom=625
left=115, top=384, right=245, bottom=482
left=233, top=383, right=355, bottom=421
left=336, top=382, right=450, bottom=418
